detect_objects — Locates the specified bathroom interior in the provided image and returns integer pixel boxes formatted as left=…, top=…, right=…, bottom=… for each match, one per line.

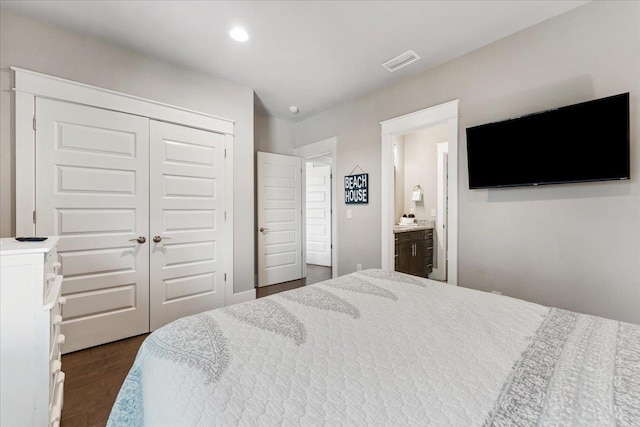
left=393, top=122, right=448, bottom=282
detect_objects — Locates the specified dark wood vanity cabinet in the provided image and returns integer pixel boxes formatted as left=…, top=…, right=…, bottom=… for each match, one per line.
left=395, top=229, right=433, bottom=278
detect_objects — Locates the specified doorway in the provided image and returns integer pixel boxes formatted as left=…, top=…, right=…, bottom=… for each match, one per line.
left=392, top=126, right=449, bottom=282
left=305, top=157, right=332, bottom=283
left=295, top=137, right=338, bottom=280
left=380, top=100, right=459, bottom=285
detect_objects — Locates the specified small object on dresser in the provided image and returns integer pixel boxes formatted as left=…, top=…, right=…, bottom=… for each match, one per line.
left=15, top=237, right=48, bottom=242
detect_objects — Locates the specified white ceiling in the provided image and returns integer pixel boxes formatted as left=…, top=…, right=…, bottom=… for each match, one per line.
left=1, top=1, right=589, bottom=121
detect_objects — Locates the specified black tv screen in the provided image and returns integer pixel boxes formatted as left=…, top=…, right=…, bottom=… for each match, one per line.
left=466, top=93, right=630, bottom=189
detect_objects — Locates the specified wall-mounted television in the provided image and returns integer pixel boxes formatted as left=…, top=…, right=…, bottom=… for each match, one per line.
left=466, top=93, right=630, bottom=189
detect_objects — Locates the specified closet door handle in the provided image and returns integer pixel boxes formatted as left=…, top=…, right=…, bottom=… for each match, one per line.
left=129, top=236, right=146, bottom=244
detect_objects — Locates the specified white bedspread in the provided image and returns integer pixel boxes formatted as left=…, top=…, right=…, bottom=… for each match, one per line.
left=108, top=270, right=640, bottom=426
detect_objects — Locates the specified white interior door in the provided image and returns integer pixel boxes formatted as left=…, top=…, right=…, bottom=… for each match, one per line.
left=306, top=162, right=332, bottom=266
left=149, top=121, right=226, bottom=330
left=257, top=152, right=302, bottom=287
left=35, top=98, right=150, bottom=353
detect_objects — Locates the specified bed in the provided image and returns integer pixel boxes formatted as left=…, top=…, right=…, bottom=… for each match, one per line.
left=107, top=269, right=640, bottom=426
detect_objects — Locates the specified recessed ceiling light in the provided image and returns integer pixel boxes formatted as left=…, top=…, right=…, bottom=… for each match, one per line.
left=229, top=27, right=249, bottom=42
left=289, top=106, right=299, bottom=114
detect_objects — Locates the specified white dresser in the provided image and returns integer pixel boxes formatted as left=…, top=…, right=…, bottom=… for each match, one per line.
left=0, top=237, right=66, bottom=426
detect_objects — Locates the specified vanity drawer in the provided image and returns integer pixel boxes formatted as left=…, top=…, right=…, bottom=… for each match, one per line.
left=396, top=230, right=421, bottom=243
left=396, top=229, right=433, bottom=243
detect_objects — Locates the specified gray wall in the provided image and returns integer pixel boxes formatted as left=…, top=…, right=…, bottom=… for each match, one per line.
left=0, top=9, right=256, bottom=294
left=255, top=113, right=296, bottom=155
left=295, top=1, right=640, bottom=323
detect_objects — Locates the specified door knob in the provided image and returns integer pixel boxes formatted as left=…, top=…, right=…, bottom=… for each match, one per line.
left=129, top=236, right=146, bottom=244
left=259, top=227, right=269, bottom=233
left=153, top=236, right=172, bottom=243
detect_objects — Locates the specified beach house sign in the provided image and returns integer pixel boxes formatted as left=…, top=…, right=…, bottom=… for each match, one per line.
left=344, top=173, right=368, bottom=204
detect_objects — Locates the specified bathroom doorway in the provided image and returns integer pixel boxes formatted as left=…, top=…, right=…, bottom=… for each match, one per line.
left=381, top=100, right=459, bottom=285
left=392, top=125, right=448, bottom=282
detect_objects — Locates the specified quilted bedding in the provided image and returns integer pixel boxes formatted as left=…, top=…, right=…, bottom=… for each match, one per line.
left=107, top=270, right=640, bottom=426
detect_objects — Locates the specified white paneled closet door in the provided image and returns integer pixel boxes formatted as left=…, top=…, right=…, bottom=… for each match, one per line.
left=35, top=98, right=150, bottom=353
left=149, top=121, right=226, bottom=330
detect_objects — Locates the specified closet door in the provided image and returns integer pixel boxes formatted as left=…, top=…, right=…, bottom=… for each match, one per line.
left=35, top=98, right=150, bottom=353
left=149, top=121, right=226, bottom=330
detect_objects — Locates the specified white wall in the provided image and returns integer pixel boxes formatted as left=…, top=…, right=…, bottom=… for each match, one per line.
left=402, top=124, right=448, bottom=221
left=0, top=9, right=256, bottom=294
left=295, top=1, right=640, bottom=324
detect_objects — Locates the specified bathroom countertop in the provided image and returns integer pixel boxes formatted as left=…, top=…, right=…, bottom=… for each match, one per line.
left=393, top=224, right=434, bottom=233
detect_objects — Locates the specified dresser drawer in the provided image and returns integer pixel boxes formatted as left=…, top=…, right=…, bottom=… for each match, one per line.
left=47, top=277, right=65, bottom=406
left=43, top=247, right=60, bottom=297
left=47, top=279, right=64, bottom=349
left=0, top=237, right=61, bottom=426
left=49, top=320, right=65, bottom=355
left=49, top=371, right=65, bottom=427
left=49, top=351, right=63, bottom=402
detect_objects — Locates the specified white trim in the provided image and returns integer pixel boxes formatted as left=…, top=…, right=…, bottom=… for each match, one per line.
left=295, top=137, right=337, bottom=159
left=380, top=100, right=459, bottom=285
left=430, top=142, right=448, bottom=281
left=380, top=99, right=459, bottom=136
left=15, top=91, right=35, bottom=236
left=225, top=288, right=256, bottom=306
left=223, top=134, right=241, bottom=304
left=382, top=134, right=395, bottom=272
left=301, top=160, right=307, bottom=279
left=295, top=137, right=338, bottom=279
left=12, top=67, right=234, bottom=134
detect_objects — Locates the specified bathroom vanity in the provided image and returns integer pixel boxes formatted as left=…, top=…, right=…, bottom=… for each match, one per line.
left=394, top=226, right=434, bottom=278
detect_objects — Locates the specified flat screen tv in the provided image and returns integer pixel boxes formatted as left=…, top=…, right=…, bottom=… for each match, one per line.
left=466, top=93, right=630, bottom=189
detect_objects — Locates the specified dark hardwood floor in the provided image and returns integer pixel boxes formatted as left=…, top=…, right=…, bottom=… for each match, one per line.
left=256, top=264, right=332, bottom=297
left=306, top=264, right=333, bottom=284
left=61, top=334, right=148, bottom=427
left=61, top=264, right=332, bottom=426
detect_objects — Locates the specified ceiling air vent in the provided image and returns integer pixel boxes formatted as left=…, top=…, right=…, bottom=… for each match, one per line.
left=382, top=50, right=421, bottom=72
